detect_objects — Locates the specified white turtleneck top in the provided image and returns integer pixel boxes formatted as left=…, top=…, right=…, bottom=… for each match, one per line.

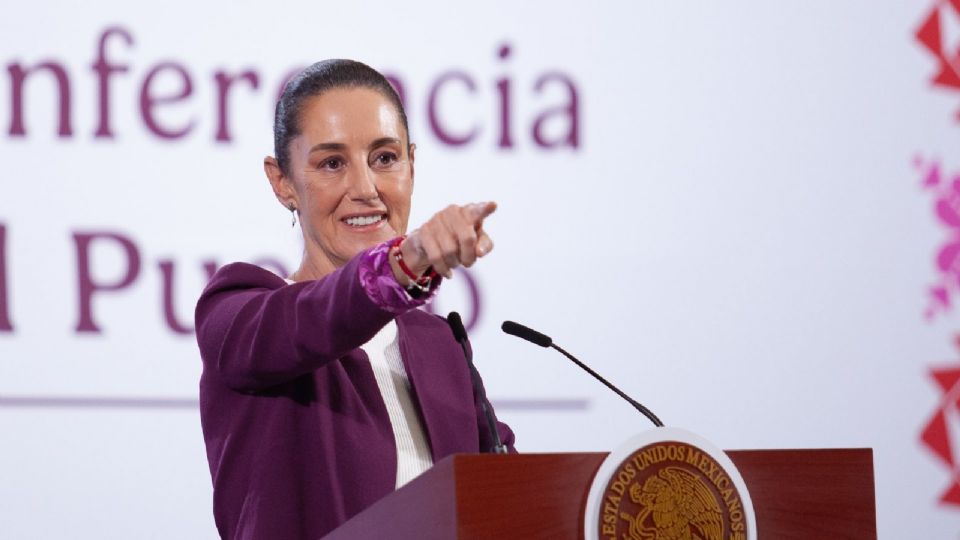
left=359, top=320, right=434, bottom=487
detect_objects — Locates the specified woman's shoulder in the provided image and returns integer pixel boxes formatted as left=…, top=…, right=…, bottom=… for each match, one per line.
left=203, top=262, right=288, bottom=295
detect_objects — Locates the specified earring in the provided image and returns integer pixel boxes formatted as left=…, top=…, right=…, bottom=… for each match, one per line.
left=288, top=203, right=297, bottom=227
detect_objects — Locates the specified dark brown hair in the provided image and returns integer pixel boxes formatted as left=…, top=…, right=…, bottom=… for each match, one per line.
left=273, top=59, right=409, bottom=175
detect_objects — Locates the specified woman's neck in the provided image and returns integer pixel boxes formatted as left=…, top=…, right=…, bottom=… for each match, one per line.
left=288, top=252, right=338, bottom=282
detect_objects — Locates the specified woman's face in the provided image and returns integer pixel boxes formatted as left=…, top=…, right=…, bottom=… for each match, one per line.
left=281, top=87, right=414, bottom=274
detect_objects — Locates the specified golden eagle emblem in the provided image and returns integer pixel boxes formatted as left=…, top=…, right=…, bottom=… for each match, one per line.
left=619, top=466, right=724, bottom=540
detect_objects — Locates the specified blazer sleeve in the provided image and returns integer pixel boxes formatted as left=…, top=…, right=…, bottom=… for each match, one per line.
left=195, top=255, right=396, bottom=392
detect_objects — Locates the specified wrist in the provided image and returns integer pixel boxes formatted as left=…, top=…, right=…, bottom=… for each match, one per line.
left=388, top=236, right=438, bottom=294
left=398, top=236, right=432, bottom=276
left=388, top=246, right=413, bottom=287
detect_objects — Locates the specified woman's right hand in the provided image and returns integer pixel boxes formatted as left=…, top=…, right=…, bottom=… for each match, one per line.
left=393, top=201, right=497, bottom=283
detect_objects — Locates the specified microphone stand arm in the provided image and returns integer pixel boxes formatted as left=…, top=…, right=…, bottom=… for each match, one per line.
left=551, top=343, right=664, bottom=428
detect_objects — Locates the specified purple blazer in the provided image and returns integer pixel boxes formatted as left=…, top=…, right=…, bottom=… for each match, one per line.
left=195, top=252, right=515, bottom=539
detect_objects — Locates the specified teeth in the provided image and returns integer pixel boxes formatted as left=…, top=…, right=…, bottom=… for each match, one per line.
left=345, top=215, right=384, bottom=227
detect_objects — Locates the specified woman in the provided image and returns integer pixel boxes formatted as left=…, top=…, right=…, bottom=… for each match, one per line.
left=194, top=59, right=516, bottom=539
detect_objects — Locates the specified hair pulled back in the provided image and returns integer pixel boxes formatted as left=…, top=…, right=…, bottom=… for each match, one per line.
left=273, top=59, right=409, bottom=175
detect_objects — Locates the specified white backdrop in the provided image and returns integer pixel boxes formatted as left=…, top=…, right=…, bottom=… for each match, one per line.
left=0, top=1, right=954, bottom=537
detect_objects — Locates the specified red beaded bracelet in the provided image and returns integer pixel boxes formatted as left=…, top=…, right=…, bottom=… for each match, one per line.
left=389, top=236, right=438, bottom=289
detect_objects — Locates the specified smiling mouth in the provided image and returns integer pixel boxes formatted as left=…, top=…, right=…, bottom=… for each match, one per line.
left=343, top=214, right=387, bottom=227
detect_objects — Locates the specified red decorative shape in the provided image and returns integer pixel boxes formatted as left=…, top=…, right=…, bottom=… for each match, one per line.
left=916, top=2, right=960, bottom=110
left=922, top=409, right=954, bottom=467
left=917, top=6, right=942, bottom=54
left=941, top=481, right=960, bottom=505
left=933, top=366, right=960, bottom=392
left=935, top=65, right=960, bottom=89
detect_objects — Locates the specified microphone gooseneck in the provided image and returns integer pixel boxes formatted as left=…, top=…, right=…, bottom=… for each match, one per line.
left=500, top=320, right=664, bottom=428
left=447, top=312, right=508, bottom=454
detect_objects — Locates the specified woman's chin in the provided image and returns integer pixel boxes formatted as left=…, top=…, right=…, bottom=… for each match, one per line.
left=342, top=226, right=396, bottom=251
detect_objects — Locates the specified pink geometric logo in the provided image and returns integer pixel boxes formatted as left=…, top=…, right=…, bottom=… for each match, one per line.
left=919, top=156, right=960, bottom=320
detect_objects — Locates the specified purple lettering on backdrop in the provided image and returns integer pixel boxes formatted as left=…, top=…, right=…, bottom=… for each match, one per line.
left=139, top=62, right=194, bottom=139
left=158, top=260, right=191, bottom=334
left=422, top=267, right=482, bottom=332
left=214, top=69, right=260, bottom=142
left=495, top=44, right=513, bottom=149
left=158, top=259, right=217, bottom=335
left=92, top=26, right=133, bottom=139
left=203, top=261, right=219, bottom=280
left=7, top=61, right=72, bottom=137
left=532, top=73, right=580, bottom=148
left=428, top=71, right=479, bottom=146
left=382, top=74, right=407, bottom=114
left=3, top=39, right=586, bottom=151
left=252, top=258, right=289, bottom=280
left=0, top=223, right=11, bottom=332
left=74, top=232, right=141, bottom=333
left=275, top=66, right=306, bottom=104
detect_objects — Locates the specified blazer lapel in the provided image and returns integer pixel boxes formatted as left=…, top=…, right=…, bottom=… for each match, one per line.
left=396, top=312, right=479, bottom=461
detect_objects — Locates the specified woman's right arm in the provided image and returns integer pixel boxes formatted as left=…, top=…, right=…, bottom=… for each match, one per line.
left=197, top=201, right=497, bottom=392
left=195, top=253, right=399, bottom=392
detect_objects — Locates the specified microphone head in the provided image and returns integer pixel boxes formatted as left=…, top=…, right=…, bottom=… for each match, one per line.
left=447, top=311, right=469, bottom=342
left=501, top=320, right=552, bottom=347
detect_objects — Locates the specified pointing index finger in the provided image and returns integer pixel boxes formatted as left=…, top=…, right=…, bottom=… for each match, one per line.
left=466, top=201, right=498, bottom=226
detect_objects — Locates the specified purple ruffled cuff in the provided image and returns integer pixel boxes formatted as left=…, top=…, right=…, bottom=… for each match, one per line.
left=357, top=239, right=440, bottom=314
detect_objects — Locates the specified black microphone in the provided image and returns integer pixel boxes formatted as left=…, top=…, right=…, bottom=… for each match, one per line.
left=501, top=320, right=664, bottom=428
left=501, top=320, right=551, bottom=347
left=447, top=312, right=509, bottom=454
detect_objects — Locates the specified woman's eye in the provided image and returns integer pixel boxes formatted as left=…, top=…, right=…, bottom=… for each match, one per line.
left=320, top=158, right=344, bottom=171
left=374, top=152, right=398, bottom=166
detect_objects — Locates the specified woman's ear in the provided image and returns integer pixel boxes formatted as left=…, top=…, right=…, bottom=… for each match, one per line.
left=264, top=156, right=297, bottom=210
left=408, top=143, right=416, bottom=184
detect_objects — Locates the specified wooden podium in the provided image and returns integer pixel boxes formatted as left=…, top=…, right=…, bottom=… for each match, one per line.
left=322, top=449, right=876, bottom=539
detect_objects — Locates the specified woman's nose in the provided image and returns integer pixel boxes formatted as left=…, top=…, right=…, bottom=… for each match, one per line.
left=346, top=162, right=378, bottom=201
